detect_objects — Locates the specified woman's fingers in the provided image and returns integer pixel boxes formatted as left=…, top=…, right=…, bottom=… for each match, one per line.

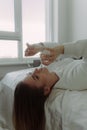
left=25, top=43, right=38, bottom=56
left=41, top=54, right=54, bottom=61
left=40, top=54, right=55, bottom=65
left=41, top=60, right=51, bottom=65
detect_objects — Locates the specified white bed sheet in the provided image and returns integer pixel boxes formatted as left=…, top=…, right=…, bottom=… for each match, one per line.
left=0, top=83, right=13, bottom=130
left=0, top=68, right=87, bottom=130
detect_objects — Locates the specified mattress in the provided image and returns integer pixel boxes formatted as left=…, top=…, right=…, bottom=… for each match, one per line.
left=0, top=68, right=87, bottom=130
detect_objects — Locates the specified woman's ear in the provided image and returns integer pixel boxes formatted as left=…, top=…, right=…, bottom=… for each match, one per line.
left=44, top=86, right=51, bottom=95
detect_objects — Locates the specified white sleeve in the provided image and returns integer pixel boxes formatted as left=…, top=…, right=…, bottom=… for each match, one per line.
left=64, top=39, right=87, bottom=58
left=57, top=60, right=87, bottom=90
left=57, top=39, right=87, bottom=90
left=42, top=42, right=58, bottom=48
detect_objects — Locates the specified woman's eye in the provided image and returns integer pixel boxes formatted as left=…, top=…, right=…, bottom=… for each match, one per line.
left=32, top=74, right=39, bottom=80
left=35, top=75, right=39, bottom=80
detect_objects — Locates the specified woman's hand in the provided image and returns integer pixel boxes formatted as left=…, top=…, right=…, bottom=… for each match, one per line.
left=40, top=45, right=64, bottom=65
left=40, top=48, right=58, bottom=65
left=25, top=43, right=40, bottom=56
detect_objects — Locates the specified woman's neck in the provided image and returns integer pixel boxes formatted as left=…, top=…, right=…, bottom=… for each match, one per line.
left=51, top=72, right=60, bottom=87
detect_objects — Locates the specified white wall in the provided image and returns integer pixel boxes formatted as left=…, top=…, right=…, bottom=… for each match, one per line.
left=67, top=0, right=87, bottom=41
left=57, top=0, right=87, bottom=43
left=57, top=0, right=69, bottom=43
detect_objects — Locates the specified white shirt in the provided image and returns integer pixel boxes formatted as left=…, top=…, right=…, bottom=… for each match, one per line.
left=44, top=39, right=87, bottom=90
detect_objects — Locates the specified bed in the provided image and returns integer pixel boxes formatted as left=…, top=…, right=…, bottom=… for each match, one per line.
left=0, top=68, right=87, bottom=130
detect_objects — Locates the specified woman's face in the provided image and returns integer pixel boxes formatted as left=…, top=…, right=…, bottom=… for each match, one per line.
left=24, top=68, right=51, bottom=87
left=23, top=67, right=56, bottom=95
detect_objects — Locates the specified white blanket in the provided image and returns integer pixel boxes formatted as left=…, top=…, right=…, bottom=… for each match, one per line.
left=0, top=69, right=87, bottom=130
left=45, top=89, right=64, bottom=130
left=45, top=89, right=87, bottom=130
left=62, top=90, right=87, bottom=130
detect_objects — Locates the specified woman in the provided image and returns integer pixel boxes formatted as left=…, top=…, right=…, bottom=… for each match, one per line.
left=13, top=39, right=87, bottom=130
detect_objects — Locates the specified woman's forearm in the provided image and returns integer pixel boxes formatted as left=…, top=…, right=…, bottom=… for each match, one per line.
left=54, top=39, right=87, bottom=58
left=64, top=39, right=87, bottom=57
left=54, top=45, right=64, bottom=56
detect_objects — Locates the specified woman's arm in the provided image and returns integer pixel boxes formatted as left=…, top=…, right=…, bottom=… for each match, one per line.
left=64, top=39, right=87, bottom=58
left=41, top=39, right=87, bottom=65
left=25, top=39, right=87, bottom=65
left=25, top=39, right=87, bottom=57
left=25, top=42, right=63, bottom=65
left=48, top=39, right=87, bottom=59
left=25, top=42, right=60, bottom=56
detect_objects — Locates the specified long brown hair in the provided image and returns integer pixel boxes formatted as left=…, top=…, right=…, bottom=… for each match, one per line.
left=13, top=81, right=48, bottom=130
